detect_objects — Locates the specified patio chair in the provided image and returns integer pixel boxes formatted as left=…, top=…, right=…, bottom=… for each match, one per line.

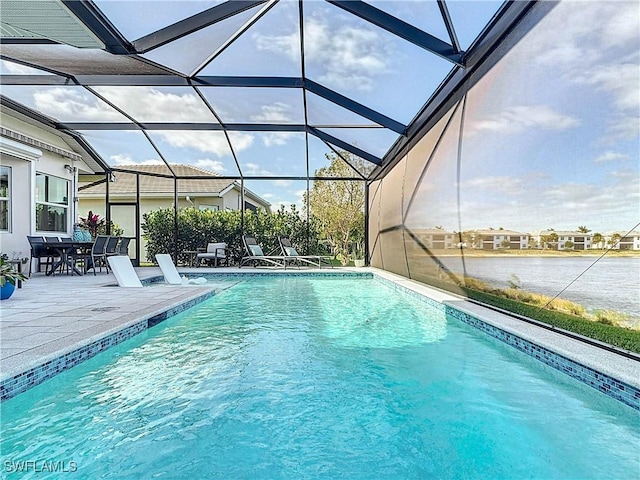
left=239, top=235, right=291, bottom=269
left=105, top=236, right=120, bottom=258
left=27, top=235, right=53, bottom=276
left=107, top=255, right=143, bottom=288
left=278, top=236, right=333, bottom=268
left=89, top=235, right=109, bottom=275
left=195, top=242, right=229, bottom=267
left=156, top=254, right=207, bottom=285
left=118, top=237, right=131, bottom=256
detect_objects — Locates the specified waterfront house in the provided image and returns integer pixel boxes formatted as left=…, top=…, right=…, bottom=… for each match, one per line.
left=473, top=230, right=529, bottom=250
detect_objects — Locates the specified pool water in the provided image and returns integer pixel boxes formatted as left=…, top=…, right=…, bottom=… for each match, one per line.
left=1, top=277, right=638, bottom=479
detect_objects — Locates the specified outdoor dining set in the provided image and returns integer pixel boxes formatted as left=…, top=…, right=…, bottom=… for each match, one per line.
left=26, top=235, right=131, bottom=277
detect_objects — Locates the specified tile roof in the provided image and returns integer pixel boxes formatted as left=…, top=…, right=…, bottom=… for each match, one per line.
left=79, top=164, right=233, bottom=196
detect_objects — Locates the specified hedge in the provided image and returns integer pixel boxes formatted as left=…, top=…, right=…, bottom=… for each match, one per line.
left=142, top=206, right=327, bottom=265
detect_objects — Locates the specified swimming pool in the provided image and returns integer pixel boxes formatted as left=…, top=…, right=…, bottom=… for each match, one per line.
left=1, top=277, right=638, bottom=479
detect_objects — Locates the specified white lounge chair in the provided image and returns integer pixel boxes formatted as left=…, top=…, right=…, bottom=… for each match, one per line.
left=155, top=254, right=206, bottom=285
left=239, top=235, right=292, bottom=269
left=107, top=255, right=143, bottom=288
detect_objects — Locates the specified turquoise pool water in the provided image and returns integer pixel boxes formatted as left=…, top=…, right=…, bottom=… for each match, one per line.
left=1, top=277, right=638, bottom=479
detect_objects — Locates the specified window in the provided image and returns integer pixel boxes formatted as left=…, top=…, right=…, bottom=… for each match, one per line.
left=198, top=204, right=219, bottom=211
left=0, top=166, right=9, bottom=231
left=35, top=173, right=69, bottom=232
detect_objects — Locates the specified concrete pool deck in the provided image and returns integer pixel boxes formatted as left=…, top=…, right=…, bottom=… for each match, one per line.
left=1, top=266, right=638, bottom=404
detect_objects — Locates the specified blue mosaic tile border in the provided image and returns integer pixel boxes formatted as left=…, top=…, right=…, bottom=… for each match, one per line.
left=0, top=289, right=217, bottom=401
left=144, top=271, right=373, bottom=284
left=372, top=274, right=639, bottom=410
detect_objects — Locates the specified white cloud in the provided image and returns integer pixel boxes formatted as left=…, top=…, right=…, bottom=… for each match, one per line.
left=600, top=115, right=640, bottom=143
left=250, top=102, right=293, bottom=123
left=573, top=63, right=640, bottom=113
left=156, top=130, right=253, bottom=157
left=193, top=159, right=227, bottom=174
left=93, top=86, right=215, bottom=122
left=593, top=151, right=630, bottom=163
left=255, top=14, right=393, bottom=92
left=470, top=105, right=579, bottom=135
left=273, top=180, right=292, bottom=187
left=531, top=2, right=639, bottom=67
left=262, top=132, right=296, bottom=147
left=461, top=176, right=526, bottom=196
left=528, top=2, right=639, bottom=129
left=33, top=88, right=125, bottom=122
left=244, top=163, right=272, bottom=175
left=248, top=102, right=298, bottom=146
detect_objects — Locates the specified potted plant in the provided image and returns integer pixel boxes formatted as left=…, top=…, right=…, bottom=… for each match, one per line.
left=0, top=255, right=28, bottom=300
left=78, top=210, right=105, bottom=240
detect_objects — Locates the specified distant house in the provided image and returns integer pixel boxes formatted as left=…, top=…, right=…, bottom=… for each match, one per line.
left=78, top=164, right=271, bottom=258
left=79, top=164, right=270, bottom=215
left=412, top=229, right=457, bottom=249
left=532, top=230, right=593, bottom=250
left=473, top=230, right=529, bottom=250
left=608, top=231, right=640, bottom=250
left=556, top=231, right=592, bottom=250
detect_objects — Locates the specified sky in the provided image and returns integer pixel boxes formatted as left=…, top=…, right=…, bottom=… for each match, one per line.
left=403, top=0, right=639, bottom=234
left=1, top=0, right=638, bottom=229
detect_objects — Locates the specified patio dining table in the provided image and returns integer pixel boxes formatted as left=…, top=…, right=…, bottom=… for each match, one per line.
left=44, top=241, right=94, bottom=276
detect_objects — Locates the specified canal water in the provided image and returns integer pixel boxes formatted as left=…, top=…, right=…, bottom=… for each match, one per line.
left=438, top=256, right=640, bottom=319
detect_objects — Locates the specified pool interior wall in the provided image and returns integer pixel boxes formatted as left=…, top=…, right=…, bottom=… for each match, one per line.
left=1, top=270, right=638, bottom=409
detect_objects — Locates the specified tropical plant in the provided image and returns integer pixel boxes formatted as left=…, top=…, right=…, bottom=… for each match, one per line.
left=0, top=255, right=28, bottom=287
left=78, top=210, right=124, bottom=237
left=608, top=232, right=622, bottom=248
left=78, top=210, right=105, bottom=238
left=592, top=232, right=604, bottom=249
left=540, top=230, right=558, bottom=250
left=577, top=225, right=591, bottom=233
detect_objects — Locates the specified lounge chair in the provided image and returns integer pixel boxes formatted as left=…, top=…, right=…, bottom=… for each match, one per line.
left=155, top=254, right=206, bottom=285
left=239, top=235, right=292, bottom=269
left=195, top=242, right=228, bottom=267
left=278, top=236, right=333, bottom=268
left=107, top=255, right=143, bottom=287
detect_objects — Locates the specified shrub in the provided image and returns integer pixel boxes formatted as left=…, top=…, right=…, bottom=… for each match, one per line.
left=142, top=206, right=326, bottom=264
left=461, top=288, right=640, bottom=353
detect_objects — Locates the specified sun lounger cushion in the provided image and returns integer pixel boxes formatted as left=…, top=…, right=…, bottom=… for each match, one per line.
left=283, top=246, right=298, bottom=256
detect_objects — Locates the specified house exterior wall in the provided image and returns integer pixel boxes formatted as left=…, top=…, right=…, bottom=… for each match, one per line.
left=0, top=154, right=33, bottom=257
left=1, top=120, right=80, bottom=259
